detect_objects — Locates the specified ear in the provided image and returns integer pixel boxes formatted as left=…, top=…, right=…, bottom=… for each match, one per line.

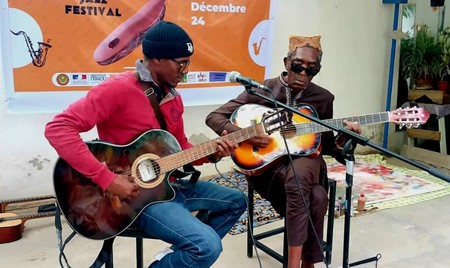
left=283, top=57, right=289, bottom=70
left=152, top=58, right=162, bottom=66
left=316, top=64, right=322, bottom=73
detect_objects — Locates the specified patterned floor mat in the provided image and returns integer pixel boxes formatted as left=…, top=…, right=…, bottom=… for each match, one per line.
left=326, top=154, right=450, bottom=213
left=206, top=170, right=281, bottom=235
left=207, top=154, right=450, bottom=235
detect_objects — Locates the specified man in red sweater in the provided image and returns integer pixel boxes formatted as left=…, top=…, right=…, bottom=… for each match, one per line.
left=45, top=21, right=246, bottom=268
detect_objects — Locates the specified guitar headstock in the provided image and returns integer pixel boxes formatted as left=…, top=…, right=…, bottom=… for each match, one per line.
left=389, top=106, right=430, bottom=128
left=261, top=109, right=292, bottom=134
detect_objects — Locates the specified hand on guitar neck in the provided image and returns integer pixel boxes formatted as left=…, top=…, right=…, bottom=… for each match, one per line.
left=334, top=120, right=363, bottom=148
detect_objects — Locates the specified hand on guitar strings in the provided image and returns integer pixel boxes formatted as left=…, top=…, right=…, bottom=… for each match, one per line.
left=106, top=174, right=140, bottom=200
left=247, top=134, right=273, bottom=148
left=209, top=130, right=239, bottom=162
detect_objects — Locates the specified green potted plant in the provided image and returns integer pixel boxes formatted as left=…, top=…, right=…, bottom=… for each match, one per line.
left=400, top=25, right=443, bottom=89
left=436, top=26, right=450, bottom=91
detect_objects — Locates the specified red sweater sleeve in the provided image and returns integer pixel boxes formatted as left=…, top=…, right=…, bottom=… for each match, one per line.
left=44, top=83, right=124, bottom=190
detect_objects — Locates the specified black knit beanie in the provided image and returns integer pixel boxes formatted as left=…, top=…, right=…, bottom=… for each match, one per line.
left=142, top=21, right=194, bottom=59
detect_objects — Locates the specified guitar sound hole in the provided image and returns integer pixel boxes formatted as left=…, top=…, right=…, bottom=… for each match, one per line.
left=137, top=159, right=159, bottom=182
left=281, top=124, right=296, bottom=139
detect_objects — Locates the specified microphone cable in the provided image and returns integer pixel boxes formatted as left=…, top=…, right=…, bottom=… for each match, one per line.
left=268, top=89, right=330, bottom=268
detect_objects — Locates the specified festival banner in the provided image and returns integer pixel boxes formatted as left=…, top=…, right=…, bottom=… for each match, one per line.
left=7, top=0, right=273, bottom=92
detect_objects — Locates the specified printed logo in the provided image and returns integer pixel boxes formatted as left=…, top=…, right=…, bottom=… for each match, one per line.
left=197, top=72, right=207, bottom=82
left=186, top=42, right=194, bottom=53
left=253, top=37, right=266, bottom=56
left=56, top=73, right=70, bottom=86
left=72, top=74, right=89, bottom=85
left=248, top=20, right=270, bottom=67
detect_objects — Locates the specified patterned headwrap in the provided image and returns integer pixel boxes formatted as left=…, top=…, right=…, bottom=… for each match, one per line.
left=289, top=35, right=322, bottom=52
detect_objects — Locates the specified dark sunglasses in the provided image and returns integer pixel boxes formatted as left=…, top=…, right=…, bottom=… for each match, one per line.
left=290, top=63, right=320, bottom=76
left=169, top=59, right=191, bottom=72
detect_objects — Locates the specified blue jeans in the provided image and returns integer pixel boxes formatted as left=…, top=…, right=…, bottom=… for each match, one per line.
left=134, top=179, right=247, bottom=268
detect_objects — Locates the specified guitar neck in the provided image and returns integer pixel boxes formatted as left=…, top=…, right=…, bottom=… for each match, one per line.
left=1, top=211, right=55, bottom=222
left=159, top=123, right=265, bottom=172
left=0, top=195, right=55, bottom=213
left=0, top=195, right=54, bottom=205
left=295, top=112, right=390, bottom=135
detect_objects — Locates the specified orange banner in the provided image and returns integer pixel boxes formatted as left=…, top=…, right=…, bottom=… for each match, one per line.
left=7, top=0, right=272, bottom=92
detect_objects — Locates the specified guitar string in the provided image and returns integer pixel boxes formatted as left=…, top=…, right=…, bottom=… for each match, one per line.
left=130, top=124, right=268, bottom=183
left=123, top=109, right=400, bottom=183
left=123, top=111, right=286, bottom=184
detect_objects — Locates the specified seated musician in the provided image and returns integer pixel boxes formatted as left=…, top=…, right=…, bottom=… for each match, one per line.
left=45, top=21, right=246, bottom=268
left=206, top=35, right=361, bottom=268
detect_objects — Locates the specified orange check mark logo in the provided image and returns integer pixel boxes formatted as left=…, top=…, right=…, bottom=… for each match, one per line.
left=252, top=37, right=266, bottom=56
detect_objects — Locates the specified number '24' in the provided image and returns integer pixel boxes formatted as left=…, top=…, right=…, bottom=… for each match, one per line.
left=191, top=16, right=205, bottom=25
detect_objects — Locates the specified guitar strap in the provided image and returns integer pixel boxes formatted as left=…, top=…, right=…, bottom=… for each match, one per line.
left=134, top=71, right=167, bottom=130
left=133, top=71, right=201, bottom=186
left=55, top=205, right=76, bottom=268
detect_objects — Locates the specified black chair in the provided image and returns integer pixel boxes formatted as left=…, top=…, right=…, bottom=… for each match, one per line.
left=246, top=179, right=337, bottom=268
left=98, top=209, right=210, bottom=268
left=99, top=228, right=152, bottom=268
left=94, top=167, right=206, bottom=268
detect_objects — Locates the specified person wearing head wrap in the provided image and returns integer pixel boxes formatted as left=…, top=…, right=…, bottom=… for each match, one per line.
left=207, top=35, right=361, bottom=268
left=45, top=21, right=246, bottom=268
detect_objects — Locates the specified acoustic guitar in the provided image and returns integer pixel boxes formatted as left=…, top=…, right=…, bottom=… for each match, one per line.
left=230, top=104, right=430, bottom=175
left=53, top=108, right=289, bottom=240
left=0, top=195, right=54, bottom=213
left=0, top=211, right=56, bottom=244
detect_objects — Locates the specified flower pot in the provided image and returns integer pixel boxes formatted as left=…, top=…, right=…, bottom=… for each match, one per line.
left=431, top=0, right=445, bottom=6
left=415, top=76, right=434, bottom=90
left=438, top=80, right=449, bottom=91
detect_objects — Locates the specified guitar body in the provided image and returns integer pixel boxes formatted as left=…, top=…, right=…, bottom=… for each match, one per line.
left=0, top=213, right=22, bottom=244
left=53, top=130, right=179, bottom=240
left=0, top=211, right=56, bottom=244
left=231, top=104, right=321, bottom=175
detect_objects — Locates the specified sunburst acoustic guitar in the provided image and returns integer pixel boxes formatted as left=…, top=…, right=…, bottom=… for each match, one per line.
left=230, top=104, right=430, bottom=175
left=53, top=108, right=290, bottom=240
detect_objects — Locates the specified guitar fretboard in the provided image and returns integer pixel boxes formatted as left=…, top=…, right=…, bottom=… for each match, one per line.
left=0, top=195, right=55, bottom=205
left=158, top=123, right=266, bottom=172
left=295, top=112, right=390, bottom=135
left=0, top=211, right=55, bottom=222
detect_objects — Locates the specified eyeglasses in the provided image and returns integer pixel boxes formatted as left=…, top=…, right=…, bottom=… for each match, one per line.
left=169, top=59, right=191, bottom=72
left=290, top=63, right=320, bottom=76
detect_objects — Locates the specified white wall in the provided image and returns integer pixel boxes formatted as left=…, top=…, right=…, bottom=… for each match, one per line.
left=0, top=1, right=399, bottom=199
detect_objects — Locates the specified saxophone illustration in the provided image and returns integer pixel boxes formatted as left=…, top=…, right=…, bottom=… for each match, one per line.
left=10, top=30, right=52, bottom=67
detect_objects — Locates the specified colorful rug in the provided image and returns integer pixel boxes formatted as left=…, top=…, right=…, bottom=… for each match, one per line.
left=325, top=154, right=450, bottom=213
left=206, top=171, right=281, bottom=235
left=207, top=154, right=450, bottom=235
